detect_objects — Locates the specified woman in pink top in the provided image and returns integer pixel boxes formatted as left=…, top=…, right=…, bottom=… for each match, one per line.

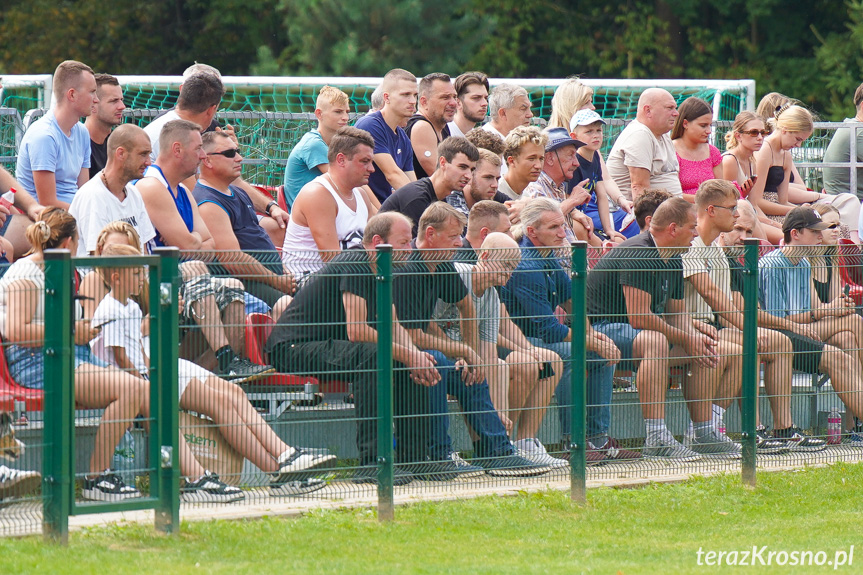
left=671, top=97, right=722, bottom=202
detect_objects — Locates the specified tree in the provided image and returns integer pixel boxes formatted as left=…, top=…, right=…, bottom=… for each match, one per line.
left=273, top=0, right=487, bottom=76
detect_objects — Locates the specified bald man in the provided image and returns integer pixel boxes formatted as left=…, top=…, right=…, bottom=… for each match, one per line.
left=607, top=88, right=682, bottom=201
left=433, top=231, right=565, bottom=468
left=69, top=123, right=157, bottom=255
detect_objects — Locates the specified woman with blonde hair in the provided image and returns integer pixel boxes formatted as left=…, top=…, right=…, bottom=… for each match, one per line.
left=548, top=78, right=634, bottom=219
left=721, top=111, right=780, bottom=244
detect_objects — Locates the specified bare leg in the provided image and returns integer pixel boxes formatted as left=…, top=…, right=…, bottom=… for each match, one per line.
left=180, top=378, right=279, bottom=473
left=820, top=345, right=863, bottom=420
left=271, top=295, right=292, bottom=321
left=507, top=349, right=561, bottom=440
left=74, top=364, right=147, bottom=475
left=632, top=330, right=670, bottom=420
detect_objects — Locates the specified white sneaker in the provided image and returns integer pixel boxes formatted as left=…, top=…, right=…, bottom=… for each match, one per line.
left=0, top=465, right=41, bottom=500
left=274, top=448, right=337, bottom=484
left=270, top=478, right=328, bottom=497
left=513, top=438, right=568, bottom=468
left=644, top=431, right=701, bottom=461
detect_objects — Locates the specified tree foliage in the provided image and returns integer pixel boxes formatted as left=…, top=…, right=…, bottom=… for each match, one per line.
left=1, top=1, right=862, bottom=118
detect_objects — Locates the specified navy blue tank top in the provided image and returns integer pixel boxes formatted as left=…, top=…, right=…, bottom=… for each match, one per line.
left=192, top=182, right=283, bottom=275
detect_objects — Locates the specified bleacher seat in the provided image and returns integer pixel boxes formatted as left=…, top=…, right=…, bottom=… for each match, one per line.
left=242, top=313, right=322, bottom=418
left=0, top=339, right=43, bottom=412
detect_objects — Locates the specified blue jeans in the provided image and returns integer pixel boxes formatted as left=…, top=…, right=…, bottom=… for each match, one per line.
left=6, top=344, right=108, bottom=389
left=422, top=350, right=513, bottom=460
left=526, top=337, right=613, bottom=441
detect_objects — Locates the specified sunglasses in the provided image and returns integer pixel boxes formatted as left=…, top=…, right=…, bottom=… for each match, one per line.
left=710, top=204, right=739, bottom=214
left=207, top=148, right=240, bottom=158
left=825, top=223, right=841, bottom=229
left=739, top=129, right=769, bottom=137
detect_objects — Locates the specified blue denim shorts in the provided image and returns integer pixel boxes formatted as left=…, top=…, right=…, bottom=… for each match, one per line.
left=5, top=344, right=107, bottom=389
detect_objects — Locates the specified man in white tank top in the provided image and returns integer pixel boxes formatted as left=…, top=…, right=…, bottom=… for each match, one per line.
left=281, top=127, right=377, bottom=280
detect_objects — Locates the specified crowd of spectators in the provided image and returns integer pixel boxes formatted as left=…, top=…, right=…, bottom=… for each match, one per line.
left=3, top=60, right=863, bottom=502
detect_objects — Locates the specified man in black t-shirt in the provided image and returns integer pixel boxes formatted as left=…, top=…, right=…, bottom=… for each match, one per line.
left=586, top=197, right=724, bottom=461
left=266, top=212, right=441, bottom=485
left=406, top=73, right=458, bottom=178
left=379, top=137, right=478, bottom=237
left=84, top=74, right=125, bottom=181
left=395, top=202, right=551, bottom=476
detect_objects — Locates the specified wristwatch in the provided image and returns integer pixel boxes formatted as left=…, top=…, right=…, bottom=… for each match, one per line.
left=265, top=201, right=278, bottom=215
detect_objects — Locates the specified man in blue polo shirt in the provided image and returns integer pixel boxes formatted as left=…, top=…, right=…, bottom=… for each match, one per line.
left=354, top=69, right=418, bottom=206
left=16, top=60, right=98, bottom=208
left=501, top=197, right=639, bottom=464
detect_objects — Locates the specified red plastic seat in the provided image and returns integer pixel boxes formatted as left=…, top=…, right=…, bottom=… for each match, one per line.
left=0, top=342, right=44, bottom=411
left=837, top=238, right=863, bottom=306
left=244, top=313, right=321, bottom=388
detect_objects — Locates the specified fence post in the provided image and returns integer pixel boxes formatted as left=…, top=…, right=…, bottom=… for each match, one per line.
left=152, top=248, right=180, bottom=533
left=570, top=241, right=588, bottom=503
left=42, top=249, right=73, bottom=543
left=740, top=238, right=759, bottom=487
left=375, top=244, right=395, bottom=521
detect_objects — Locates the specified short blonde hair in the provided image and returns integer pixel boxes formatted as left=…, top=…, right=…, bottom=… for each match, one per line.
left=53, top=60, right=94, bottom=102
left=96, top=221, right=142, bottom=255
left=316, top=85, right=349, bottom=109
left=768, top=104, right=814, bottom=134
left=503, top=125, right=547, bottom=161
left=96, top=243, right=143, bottom=285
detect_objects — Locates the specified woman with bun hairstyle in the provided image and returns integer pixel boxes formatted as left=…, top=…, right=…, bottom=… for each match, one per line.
left=0, top=207, right=147, bottom=501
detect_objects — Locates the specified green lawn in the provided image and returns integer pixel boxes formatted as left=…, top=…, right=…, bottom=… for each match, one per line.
left=3, top=463, right=862, bottom=574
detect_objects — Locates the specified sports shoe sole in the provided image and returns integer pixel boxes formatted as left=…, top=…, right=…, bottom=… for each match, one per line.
left=0, top=472, right=41, bottom=499
left=784, top=443, right=828, bottom=453
left=223, top=365, right=276, bottom=384
left=270, top=478, right=328, bottom=497
left=642, top=447, right=701, bottom=462
left=351, top=472, right=414, bottom=486
left=181, top=489, right=245, bottom=503
left=275, top=454, right=338, bottom=483
left=81, top=489, right=141, bottom=502
left=484, top=465, right=554, bottom=477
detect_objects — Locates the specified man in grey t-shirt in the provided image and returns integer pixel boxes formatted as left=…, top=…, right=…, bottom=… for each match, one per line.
left=823, top=82, right=863, bottom=200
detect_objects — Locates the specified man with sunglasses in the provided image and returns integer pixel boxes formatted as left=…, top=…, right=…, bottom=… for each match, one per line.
left=193, top=130, right=296, bottom=314
left=682, top=181, right=824, bottom=453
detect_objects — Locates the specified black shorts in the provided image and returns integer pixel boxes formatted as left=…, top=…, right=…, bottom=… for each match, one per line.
left=778, top=330, right=825, bottom=374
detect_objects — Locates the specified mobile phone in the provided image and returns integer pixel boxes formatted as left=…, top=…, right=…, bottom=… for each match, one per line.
left=750, top=175, right=758, bottom=184
left=538, top=361, right=555, bottom=379
left=844, top=284, right=851, bottom=297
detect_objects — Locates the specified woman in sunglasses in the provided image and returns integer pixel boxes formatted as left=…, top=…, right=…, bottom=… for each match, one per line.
left=756, top=99, right=861, bottom=243
left=721, top=111, right=781, bottom=244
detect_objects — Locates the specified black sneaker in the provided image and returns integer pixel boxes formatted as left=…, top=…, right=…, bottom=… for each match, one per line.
left=82, top=470, right=140, bottom=501
left=478, top=454, right=553, bottom=477
left=409, top=456, right=484, bottom=481
left=351, top=466, right=413, bottom=486
left=756, top=426, right=788, bottom=455
left=222, top=356, right=275, bottom=383
left=270, top=478, right=328, bottom=497
left=182, top=471, right=245, bottom=503
left=772, top=426, right=827, bottom=453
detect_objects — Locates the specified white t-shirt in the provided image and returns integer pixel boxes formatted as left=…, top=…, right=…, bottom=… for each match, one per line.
left=143, top=110, right=180, bottom=162
left=91, top=294, right=147, bottom=375
left=607, top=119, right=682, bottom=200
left=682, top=236, right=732, bottom=323
left=0, top=258, right=44, bottom=339
left=69, top=171, right=157, bottom=256
left=433, top=262, right=500, bottom=343
left=91, top=294, right=207, bottom=399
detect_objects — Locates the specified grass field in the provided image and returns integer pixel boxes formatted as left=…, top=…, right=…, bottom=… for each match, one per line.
left=2, top=463, right=861, bottom=574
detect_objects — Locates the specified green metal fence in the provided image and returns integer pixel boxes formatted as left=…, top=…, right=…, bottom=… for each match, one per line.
left=2, top=239, right=862, bottom=540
